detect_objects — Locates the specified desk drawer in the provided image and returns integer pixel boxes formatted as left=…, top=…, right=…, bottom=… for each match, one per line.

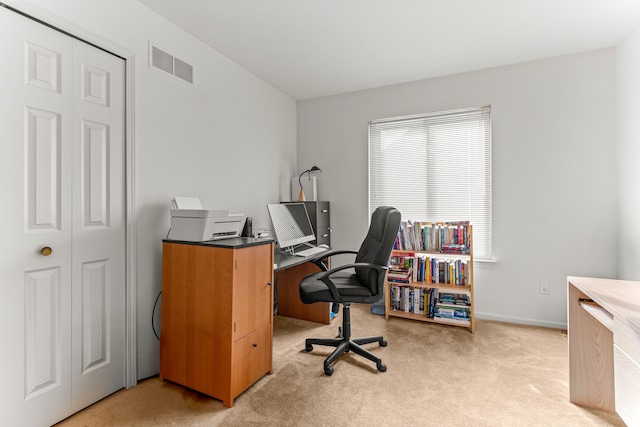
left=316, top=226, right=331, bottom=246
left=614, top=344, right=640, bottom=425
left=231, top=324, right=271, bottom=398
left=614, top=317, right=640, bottom=364
left=314, top=202, right=330, bottom=228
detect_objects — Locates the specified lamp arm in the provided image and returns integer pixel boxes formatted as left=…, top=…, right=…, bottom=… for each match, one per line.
left=298, top=169, right=310, bottom=188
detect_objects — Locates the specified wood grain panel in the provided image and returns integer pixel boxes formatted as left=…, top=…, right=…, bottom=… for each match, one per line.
left=231, top=324, right=271, bottom=399
left=275, top=262, right=330, bottom=324
left=160, top=243, right=233, bottom=400
left=232, top=244, right=273, bottom=340
left=568, top=283, right=615, bottom=411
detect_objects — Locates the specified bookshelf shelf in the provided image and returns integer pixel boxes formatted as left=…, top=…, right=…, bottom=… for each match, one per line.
left=388, top=280, right=472, bottom=292
left=384, top=221, right=475, bottom=333
left=385, top=309, right=472, bottom=327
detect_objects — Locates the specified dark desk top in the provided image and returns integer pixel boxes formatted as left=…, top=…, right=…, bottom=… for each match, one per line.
left=163, top=238, right=330, bottom=272
left=163, top=237, right=274, bottom=249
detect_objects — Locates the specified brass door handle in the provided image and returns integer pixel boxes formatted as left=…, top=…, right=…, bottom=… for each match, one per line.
left=40, top=246, right=52, bottom=256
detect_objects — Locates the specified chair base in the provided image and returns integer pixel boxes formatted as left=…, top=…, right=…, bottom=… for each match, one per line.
left=303, top=304, right=387, bottom=376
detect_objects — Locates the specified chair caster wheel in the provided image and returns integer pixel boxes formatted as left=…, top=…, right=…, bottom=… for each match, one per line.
left=324, top=366, right=334, bottom=376
left=378, top=364, right=387, bottom=373
left=380, top=340, right=387, bottom=347
left=305, top=344, right=313, bottom=352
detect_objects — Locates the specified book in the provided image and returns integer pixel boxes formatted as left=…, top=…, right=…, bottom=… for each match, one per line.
left=402, top=286, right=410, bottom=312
left=428, top=287, right=437, bottom=318
left=434, top=305, right=471, bottom=320
left=412, top=288, right=420, bottom=314
left=423, top=288, right=430, bottom=316
left=387, top=268, right=412, bottom=283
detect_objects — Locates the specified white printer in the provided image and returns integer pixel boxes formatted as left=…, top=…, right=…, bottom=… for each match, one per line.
left=168, top=197, right=246, bottom=242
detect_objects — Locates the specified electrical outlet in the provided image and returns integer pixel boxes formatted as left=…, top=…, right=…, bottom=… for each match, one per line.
left=539, top=281, right=550, bottom=295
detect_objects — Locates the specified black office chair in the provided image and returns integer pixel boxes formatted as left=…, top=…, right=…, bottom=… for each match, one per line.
left=299, top=206, right=401, bottom=376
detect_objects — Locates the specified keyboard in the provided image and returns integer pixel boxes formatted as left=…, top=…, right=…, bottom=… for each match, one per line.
left=294, top=246, right=328, bottom=258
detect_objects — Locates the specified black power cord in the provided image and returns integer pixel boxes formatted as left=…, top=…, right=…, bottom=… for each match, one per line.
left=153, top=227, right=171, bottom=340
left=152, top=290, right=162, bottom=340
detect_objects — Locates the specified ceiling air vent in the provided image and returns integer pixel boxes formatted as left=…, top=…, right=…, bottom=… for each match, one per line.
left=150, top=44, right=194, bottom=84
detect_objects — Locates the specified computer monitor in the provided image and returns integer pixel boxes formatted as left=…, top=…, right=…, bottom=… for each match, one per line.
left=267, top=203, right=316, bottom=249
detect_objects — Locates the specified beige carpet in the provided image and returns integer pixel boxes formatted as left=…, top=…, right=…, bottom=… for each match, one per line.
left=57, top=305, right=625, bottom=427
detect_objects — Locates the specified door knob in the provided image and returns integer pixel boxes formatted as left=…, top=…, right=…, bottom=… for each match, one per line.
left=40, top=246, right=52, bottom=256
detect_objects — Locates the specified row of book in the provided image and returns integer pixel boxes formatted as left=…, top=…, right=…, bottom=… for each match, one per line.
left=389, top=284, right=471, bottom=322
left=394, top=220, right=471, bottom=253
left=388, top=253, right=469, bottom=286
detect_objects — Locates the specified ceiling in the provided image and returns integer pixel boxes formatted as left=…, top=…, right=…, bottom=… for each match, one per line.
left=138, top=0, right=640, bottom=100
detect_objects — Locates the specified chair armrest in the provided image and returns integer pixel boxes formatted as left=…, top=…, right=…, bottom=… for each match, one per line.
left=308, top=249, right=358, bottom=272
left=307, top=249, right=357, bottom=262
left=315, top=262, right=387, bottom=278
left=314, top=262, right=388, bottom=301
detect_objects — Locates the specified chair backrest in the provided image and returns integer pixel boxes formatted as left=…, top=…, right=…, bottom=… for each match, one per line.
left=355, top=206, right=402, bottom=294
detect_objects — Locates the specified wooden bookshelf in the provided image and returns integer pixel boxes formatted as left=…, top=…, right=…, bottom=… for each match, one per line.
left=384, top=222, right=475, bottom=333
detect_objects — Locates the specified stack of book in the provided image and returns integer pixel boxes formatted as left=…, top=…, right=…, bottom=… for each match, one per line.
left=434, top=291, right=471, bottom=322
left=387, top=268, right=412, bottom=284
left=387, top=253, right=415, bottom=284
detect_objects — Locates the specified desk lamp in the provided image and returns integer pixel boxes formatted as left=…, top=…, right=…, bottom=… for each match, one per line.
left=297, top=166, right=322, bottom=201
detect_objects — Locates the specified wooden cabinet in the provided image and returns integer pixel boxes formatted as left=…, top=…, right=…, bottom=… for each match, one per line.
left=160, top=238, right=274, bottom=408
left=384, top=222, right=475, bottom=333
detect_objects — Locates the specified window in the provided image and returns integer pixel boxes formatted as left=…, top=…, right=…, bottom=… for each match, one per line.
left=369, top=106, right=492, bottom=260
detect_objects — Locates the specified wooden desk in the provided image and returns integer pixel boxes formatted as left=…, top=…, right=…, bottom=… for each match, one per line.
left=567, top=276, right=640, bottom=425
left=274, top=249, right=332, bottom=324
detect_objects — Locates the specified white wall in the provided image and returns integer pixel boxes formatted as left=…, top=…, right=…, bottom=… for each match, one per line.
left=7, top=0, right=634, bottom=382
left=298, top=49, right=618, bottom=329
left=7, top=0, right=297, bottom=379
left=617, top=26, right=640, bottom=281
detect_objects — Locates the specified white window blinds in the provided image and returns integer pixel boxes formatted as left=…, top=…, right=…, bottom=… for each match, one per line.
left=369, top=106, right=492, bottom=260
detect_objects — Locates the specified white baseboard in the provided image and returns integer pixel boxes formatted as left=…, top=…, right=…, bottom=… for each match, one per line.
left=475, top=311, right=567, bottom=330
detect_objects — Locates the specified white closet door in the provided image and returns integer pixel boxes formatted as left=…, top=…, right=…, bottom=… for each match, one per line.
left=0, top=8, right=126, bottom=426
left=70, top=38, right=126, bottom=413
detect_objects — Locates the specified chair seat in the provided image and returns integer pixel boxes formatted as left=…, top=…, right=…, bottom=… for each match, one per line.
left=299, top=272, right=375, bottom=304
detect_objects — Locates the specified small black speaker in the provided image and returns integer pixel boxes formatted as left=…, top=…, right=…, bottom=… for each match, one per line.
left=242, top=217, right=253, bottom=237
